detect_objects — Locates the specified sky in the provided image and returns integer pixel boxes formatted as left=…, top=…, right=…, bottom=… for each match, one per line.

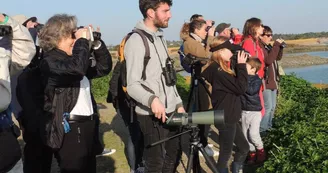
left=4, top=0, right=328, bottom=45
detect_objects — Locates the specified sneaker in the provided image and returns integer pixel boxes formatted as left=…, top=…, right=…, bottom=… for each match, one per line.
left=256, top=148, right=266, bottom=163
left=96, top=148, right=116, bottom=157
left=246, top=151, right=256, bottom=165
left=199, top=145, right=219, bottom=157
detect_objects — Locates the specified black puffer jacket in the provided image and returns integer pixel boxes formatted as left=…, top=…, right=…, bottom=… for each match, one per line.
left=39, top=38, right=112, bottom=149
left=240, top=75, right=262, bottom=111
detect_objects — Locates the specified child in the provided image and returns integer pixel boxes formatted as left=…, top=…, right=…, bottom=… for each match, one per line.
left=240, top=58, right=266, bottom=164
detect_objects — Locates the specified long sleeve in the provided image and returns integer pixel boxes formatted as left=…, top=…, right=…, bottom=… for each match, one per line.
left=125, top=34, right=156, bottom=108
left=242, top=39, right=257, bottom=57
left=183, top=37, right=212, bottom=59
left=3, top=16, right=35, bottom=75
left=233, top=34, right=243, bottom=45
left=264, top=41, right=281, bottom=65
left=217, top=64, right=248, bottom=96
left=40, top=38, right=90, bottom=87
left=86, top=40, right=112, bottom=79
left=246, top=76, right=262, bottom=95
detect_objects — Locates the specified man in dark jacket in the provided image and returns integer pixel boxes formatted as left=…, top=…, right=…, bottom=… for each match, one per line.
left=240, top=58, right=266, bottom=164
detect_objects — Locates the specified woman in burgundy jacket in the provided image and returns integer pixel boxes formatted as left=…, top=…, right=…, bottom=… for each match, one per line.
left=259, top=25, right=284, bottom=133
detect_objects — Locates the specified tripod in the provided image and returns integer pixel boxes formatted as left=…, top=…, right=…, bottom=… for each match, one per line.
left=150, top=61, right=219, bottom=173
left=149, top=125, right=218, bottom=173
left=185, top=62, right=219, bottom=173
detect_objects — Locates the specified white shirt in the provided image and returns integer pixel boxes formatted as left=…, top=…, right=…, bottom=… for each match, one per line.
left=70, top=76, right=94, bottom=116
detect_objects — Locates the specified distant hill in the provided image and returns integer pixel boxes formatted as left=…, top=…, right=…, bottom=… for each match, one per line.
left=273, top=32, right=328, bottom=41
left=107, top=31, right=328, bottom=50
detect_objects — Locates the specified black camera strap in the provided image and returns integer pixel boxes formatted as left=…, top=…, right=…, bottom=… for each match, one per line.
left=150, top=36, right=171, bottom=108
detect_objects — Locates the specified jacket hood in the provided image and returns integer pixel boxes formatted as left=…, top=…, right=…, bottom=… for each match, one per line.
left=180, top=31, right=189, bottom=41
left=135, top=20, right=163, bottom=38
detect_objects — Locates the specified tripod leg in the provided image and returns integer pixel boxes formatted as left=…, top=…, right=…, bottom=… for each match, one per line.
left=192, top=150, right=201, bottom=173
left=186, top=78, right=195, bottom=112
left=186, top=145, right=195, bottom=173
left=198, top=146, right=219, bottom=173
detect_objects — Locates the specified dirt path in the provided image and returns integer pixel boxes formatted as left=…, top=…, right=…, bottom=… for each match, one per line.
left=96, top=102, right=220, bottom=173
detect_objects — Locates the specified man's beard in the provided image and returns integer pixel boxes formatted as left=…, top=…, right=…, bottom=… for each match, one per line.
left=154, top=15, right=169, bottom=29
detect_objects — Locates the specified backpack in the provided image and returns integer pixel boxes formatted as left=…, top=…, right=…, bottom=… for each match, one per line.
left=107, top=29, right=153, bottom=123
left=16, top=47, right=44, bottom=139
left=178, top=44, right=192, bottom=73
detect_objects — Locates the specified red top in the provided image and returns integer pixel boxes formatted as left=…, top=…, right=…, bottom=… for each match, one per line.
left=233, top=34, right=243, bottom=45
left=242, top=36, right=265, bottom=78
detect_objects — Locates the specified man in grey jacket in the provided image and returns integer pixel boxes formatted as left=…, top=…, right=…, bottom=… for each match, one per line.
left=125, top=0, right=185, bottom=172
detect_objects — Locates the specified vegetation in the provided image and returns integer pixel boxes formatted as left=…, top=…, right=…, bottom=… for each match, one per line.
left=92, top=73, right=111, bottom=102
left=283, top=44, right=328, bottom=53
left=257, top=75, right=328, bottom=173
left=273, top=32, right=328, bottom=41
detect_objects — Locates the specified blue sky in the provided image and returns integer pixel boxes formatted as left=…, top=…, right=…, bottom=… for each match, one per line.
left=4, top=0, right=328, bottom=45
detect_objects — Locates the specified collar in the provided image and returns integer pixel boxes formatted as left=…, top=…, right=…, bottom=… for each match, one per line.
left=190, top=33, right=203, bottom=43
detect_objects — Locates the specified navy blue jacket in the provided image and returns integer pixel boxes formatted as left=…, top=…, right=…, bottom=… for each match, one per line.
left=240, top=75, right=262, bottom=111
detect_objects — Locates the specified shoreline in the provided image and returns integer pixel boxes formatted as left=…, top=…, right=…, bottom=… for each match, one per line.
left=279, top=54, right=328, bottom=68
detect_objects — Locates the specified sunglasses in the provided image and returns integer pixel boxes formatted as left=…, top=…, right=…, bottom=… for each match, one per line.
left=263, top=34, right=273, bottom=37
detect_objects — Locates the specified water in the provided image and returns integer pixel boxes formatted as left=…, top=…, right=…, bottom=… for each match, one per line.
left=284, top=51, right=328, bottom=83
left=285, top=51, right=328, bottom=58
left=179, top=51, right=328, bottom=84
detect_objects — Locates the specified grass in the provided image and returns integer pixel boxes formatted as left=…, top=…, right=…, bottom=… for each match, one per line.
left=284, top=38, right=319, bottom=45
left=97, top=103, right=130, bottom=173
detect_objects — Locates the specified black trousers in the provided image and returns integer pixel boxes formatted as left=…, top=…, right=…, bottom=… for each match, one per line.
left=23, top=132, right=53, bottom=173
left=0, top=131, right=22, bottom=173
left=23, top=120, right=96, bottom=173
left=199, top=125, right=211, bottom=147
left=215, top=122, right=249, bottom=168
left=55, top=120, right=96, bottom=173
left=138, top=115, right=180, bottom=173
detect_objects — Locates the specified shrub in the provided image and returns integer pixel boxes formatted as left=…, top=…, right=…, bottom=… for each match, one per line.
left=257, top=75, right=328, bottom=173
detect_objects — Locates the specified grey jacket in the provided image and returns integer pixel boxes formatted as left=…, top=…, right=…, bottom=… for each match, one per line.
left=125, top=20, right=183, bottom=115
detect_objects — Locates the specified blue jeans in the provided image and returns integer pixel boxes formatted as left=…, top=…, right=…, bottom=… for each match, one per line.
left=117, top=111, right=143, bottom=171
left=260, top=89, right=277, bottom=132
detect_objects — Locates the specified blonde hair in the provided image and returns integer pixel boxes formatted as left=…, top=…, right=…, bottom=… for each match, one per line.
left=210, top=36, right=235, bottom=76
left=39, top=14, right=77, bottom=52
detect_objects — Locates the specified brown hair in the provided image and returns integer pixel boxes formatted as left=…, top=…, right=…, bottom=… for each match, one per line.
left=242, top=17, right=262, bottom=41
left=139, top=0, right=173, bottom=18
left=39, top=14, right=77, bottom=52
left=180, top=19, right=206, bottom=37
left=247, top=57, right=262, bottom=73
left=262, top=25, right=272, bottom=35
left=210, top=36, right=235, bottom=76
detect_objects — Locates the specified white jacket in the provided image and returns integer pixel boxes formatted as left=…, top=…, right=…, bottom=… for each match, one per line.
left=0, top=16, right=35, bottom=112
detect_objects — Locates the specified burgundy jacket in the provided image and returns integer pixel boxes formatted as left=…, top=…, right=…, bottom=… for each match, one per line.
left=260, top=41, right=283, bottom=90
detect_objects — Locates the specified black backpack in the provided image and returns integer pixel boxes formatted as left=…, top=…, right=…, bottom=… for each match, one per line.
left=107, top=29, right=153, bottom=123
left=16, top=47, right=44, bottom=140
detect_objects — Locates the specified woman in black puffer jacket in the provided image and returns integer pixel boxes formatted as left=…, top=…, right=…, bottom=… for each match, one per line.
left=37, top=14, right=111, bottom=173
